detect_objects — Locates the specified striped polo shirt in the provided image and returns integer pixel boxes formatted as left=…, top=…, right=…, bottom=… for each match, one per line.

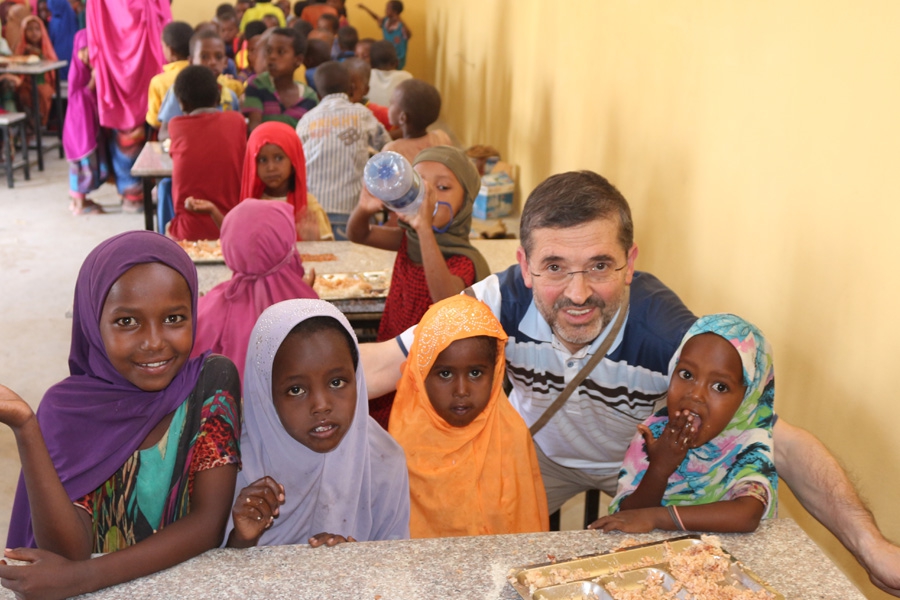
left=296, top=93, right=391, bottom=216
left=399, top=266, right=697, bottom=475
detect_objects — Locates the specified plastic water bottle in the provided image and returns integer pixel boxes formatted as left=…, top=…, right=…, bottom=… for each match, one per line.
left=363, top=151, right=425, bottom=216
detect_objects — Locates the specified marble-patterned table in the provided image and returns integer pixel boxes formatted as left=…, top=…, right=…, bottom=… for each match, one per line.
left=56, top=519, right=861, bottom=599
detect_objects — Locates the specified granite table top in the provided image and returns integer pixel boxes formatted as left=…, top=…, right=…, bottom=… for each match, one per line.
left=52, top=519, right=861, bottom=600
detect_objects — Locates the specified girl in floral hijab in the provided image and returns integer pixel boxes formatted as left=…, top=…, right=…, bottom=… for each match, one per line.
left=591, top=313, right=777, bottom=534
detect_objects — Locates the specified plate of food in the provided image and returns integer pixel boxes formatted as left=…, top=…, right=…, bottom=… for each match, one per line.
left=313, top=271, right=390, bottom=300
left=508, top=535, right=783, bottom=600
left=178, top=239, right=341, bottom=265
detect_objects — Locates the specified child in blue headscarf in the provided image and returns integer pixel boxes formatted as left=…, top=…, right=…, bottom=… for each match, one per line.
left=590, top=313, right=777, bottom=534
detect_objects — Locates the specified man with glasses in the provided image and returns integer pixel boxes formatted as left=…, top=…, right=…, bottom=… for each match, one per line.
left=361, top=170, right=900, bottom=595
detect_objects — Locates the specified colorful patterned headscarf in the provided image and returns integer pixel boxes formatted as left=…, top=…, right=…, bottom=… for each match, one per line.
left=390, top=294, right=549, bottom=537
left=610, top=313, right=778, bottom=518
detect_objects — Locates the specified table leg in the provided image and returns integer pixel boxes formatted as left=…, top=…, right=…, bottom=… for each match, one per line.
left=30, top=73, right=44, bottom=172
left=143, top=176, right=154, bottom=231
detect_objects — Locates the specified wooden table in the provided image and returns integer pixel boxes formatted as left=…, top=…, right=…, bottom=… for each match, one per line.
left=30, top=519, right=862, bottom=599
left=0, top=59, right=67, bottom=171
left=130, top=141, right=171, bottom=231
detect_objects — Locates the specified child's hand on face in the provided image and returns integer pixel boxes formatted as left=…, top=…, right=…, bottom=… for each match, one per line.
left=641, top=410, right=697, bottom=476
left=184, top=197, right=215, bottom=214
left=0, top=385, right=35, bottom=430
left=588, top=508, right=659, bottom=533
left=308, top=532, right=357, bottom=547
left=230, top=476, right=285, bottom=545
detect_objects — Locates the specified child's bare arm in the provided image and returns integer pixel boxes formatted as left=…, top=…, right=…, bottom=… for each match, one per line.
left=401, top=181, right=466, bottom=301
left=1, top=464, right=238, bottom=599
left=308, top=532, right=357, bottom=547
left=589, top=496, right=765, bottom=534
left=357, top=3, right=380, bottom=22
left=347, top=186, right=404, bottom=251
left=247, top=112, right=262, bottom=134
left=226, top=476, right=285, bottom=549
left=359, top=339, right=406, bottom=398
left=618, top=411, right=697, bottom=511
left=400, top=20, right=412, bottom=39
left=185, top=197, right=225, bottom=229
left=0, top=385, right=93, bottom=560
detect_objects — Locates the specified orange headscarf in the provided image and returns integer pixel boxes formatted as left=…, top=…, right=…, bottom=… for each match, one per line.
left=15, top=15, right=58, bottom=88
left=389, top=295, right=549, bottom=538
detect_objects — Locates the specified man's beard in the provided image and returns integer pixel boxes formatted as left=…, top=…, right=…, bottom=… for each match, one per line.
left=535, top=290, right=624, bottom=349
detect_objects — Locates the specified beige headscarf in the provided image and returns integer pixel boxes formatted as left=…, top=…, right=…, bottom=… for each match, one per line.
left=401, top=145, right=491, bottom=282
left=4, top=4, right=31, bottom=53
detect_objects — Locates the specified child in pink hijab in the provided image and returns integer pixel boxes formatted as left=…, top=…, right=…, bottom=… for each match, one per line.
left=193, top=200, right=318, bottom=380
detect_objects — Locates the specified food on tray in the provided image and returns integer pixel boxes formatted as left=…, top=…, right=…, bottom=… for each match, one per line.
left=177, top=239, right=339, bottom=264
left=509, top=535, right=780, bottom=600
left=300, top=253, right=337, bottom=262
left=0, top=55, right=40, bottom=64
left=177, top=239, right=222, bottom=262
left=313, top=272, right=389, bottom=300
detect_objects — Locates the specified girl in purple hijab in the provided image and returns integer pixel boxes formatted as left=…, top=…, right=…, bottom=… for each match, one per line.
left=63, top=29, right=108, bottom=215
left=0, top=231, right=241, bottom=598
left=224, top=299, right=409, bottom=548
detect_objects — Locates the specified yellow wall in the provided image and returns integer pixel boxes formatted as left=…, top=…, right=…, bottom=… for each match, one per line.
left=429, top=1, right=900, bottom=598
left=170, top=0, right=428, bottom=78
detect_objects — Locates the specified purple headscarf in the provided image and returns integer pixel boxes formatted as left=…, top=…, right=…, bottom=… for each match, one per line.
left=7, top=231, right=209, bottom=548
left=62, top=30, right=100, bottom=162
left=223, top=299, right=410, bottom=546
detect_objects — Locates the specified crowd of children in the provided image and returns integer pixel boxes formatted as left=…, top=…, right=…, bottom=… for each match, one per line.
left=0, top=2, right=787, bottom=599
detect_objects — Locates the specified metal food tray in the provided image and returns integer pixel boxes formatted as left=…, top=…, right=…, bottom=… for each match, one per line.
left=508, top=535, right=783, bottom=600
left=313, top=271, right=390, bottom=300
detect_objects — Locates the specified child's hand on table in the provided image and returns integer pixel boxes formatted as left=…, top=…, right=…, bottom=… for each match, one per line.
left=0, top=547, right=87, bottom=600
left=296, top=208, right=320, bottom=241
left=302, top=267, right=316, bottom=288
left=588, top=507, right=660, bottom=533
left=0, top=384, right=35, bottom=431
left=230, top=476, right=285, bottom=546
left=308, top=532, right=357, bottom=547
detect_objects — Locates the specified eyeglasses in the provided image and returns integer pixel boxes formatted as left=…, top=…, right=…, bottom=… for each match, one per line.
left=530, top=262, right=627, bottom=284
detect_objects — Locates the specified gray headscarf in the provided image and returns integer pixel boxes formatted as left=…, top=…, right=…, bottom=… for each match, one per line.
left=225, top=299, right=410, bottom=545
left=401, top=146, right=491, bottom=282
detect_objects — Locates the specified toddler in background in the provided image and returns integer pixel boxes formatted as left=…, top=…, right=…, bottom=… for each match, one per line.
left=63, top=29, right=108, bottom=216
left=348, top=146, right=490, bottom=427
left=146, top=21, right=193, bottom=130
left=390, top=295, right=549, bottom=538
left=590, top=314, right=778, bottom=534
left=235, top=19, right=266, bottom=80
left=355, top=37, right=374, bottom=63
left=214, top=4, right=240, bottom=61
left=1, top=231, right=240, bottom=598
left=239, top=0, right=285, bottom=32
left=193, top=200, right=317, bottom=381
left=225, top=299, right=409, bottom=548
left=358, top=0, right=411, bottom=69
left=334, top=24, right=357, bottom=61
left=14, top=15, right=57, bottom=128
left=365, top=39, right=411, bottom=105
left=243, top=27, right=318, bottom=131
left=296, top=61, right=390, bottom=239
left=383, top=78, right=451, bottom=162
left=344, top=57, right=391, bottom=131
left=166, top=66, right=246, bottom=241
left=302, top=37, right=332, bottom=94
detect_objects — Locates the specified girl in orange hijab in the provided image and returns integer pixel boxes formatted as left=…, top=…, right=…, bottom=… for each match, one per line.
left=389, top=294, right=549, bottom=538
left=14, top=14, right=57, bottom=126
